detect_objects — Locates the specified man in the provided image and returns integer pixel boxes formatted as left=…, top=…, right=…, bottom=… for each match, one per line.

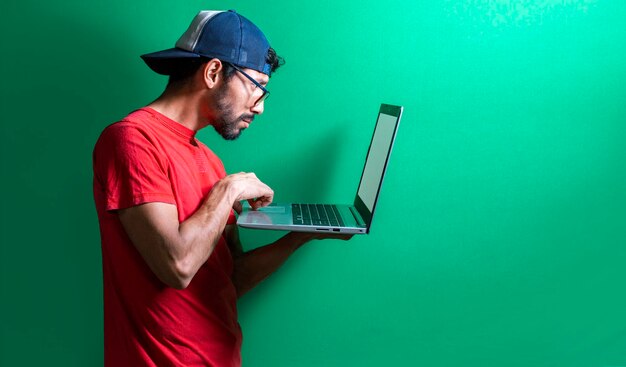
left=93, top=10, right=349, bottom=367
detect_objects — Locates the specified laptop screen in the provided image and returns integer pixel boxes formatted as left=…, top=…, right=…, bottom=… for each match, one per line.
left=354, top=104, right=402, bottom=230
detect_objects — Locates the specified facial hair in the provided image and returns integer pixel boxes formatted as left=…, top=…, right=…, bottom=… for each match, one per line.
left=213, top=86, right=255, bottom=141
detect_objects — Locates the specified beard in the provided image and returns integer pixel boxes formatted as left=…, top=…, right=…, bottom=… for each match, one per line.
left=212, top=86, right=255, bottom=140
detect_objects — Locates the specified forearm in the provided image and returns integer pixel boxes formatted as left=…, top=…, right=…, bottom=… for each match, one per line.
left=174, top=182, right=236, bottom=284
left=232, top=232, right=318, bottom=297
left=119, top=182, right=236, bottom=289
left=119, top=172, right=273, bottom=289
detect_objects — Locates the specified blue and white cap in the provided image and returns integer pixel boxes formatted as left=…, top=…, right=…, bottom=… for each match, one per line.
left=141, top=10, right=273, bottom=76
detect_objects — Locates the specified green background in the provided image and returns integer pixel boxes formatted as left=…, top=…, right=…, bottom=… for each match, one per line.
left=2, top=0, right=626, bottom=366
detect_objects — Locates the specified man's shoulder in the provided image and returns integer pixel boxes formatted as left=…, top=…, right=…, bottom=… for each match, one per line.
left=99, top=108, right=157, bottom=138
left=94, top=109, right=160, bottom=154
left=106, top=108, right=155, bottom=130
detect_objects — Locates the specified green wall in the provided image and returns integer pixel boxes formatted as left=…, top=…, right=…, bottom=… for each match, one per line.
left=2, top=0, right=626, bottom=366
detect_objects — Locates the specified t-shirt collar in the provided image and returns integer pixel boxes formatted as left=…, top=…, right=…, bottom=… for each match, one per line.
left=143, top=107, right=197, bottom=142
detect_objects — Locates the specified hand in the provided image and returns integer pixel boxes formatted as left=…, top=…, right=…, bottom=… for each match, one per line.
left=309, top=233, right=354, bottom=241
left=222, top=172, right=274, bottom=211
left=291, top=232, right=354, bottom=242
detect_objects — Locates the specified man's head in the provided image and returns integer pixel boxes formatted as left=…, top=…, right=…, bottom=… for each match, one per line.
left=142, top=10, right=277, bottom=77
left=141, top=10, right=284, bottom=139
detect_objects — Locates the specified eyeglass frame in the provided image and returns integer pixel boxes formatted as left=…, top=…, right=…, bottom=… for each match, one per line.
left=225, top=62, right=270, bottom=106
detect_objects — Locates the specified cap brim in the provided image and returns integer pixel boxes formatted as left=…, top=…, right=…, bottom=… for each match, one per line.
left=141, top=48, right=202, bottom=75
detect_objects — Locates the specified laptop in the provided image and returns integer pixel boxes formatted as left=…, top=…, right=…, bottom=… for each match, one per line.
left=237, top=103, right=403, bottom=234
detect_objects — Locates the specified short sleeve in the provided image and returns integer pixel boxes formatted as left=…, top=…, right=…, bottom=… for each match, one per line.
left=93, top=124, right=175, bottom=211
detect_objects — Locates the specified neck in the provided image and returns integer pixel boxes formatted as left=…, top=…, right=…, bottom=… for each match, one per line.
left=147, top=87, right=211, bottom=131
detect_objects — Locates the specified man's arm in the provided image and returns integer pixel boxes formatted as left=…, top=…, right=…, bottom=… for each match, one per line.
left=118, top=172, right=273, bottom=290
left=224, top=224, right=352, bottom=298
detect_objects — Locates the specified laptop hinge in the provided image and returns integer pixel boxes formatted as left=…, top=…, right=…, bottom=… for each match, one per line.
left=349, top=206, right=366, bottom=227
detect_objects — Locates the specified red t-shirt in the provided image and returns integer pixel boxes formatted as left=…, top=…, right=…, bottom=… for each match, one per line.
left=93, top=108, right=241, bottom=367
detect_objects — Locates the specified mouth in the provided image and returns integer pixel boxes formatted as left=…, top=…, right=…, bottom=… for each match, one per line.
left=241, top=117, right=254, bottom=128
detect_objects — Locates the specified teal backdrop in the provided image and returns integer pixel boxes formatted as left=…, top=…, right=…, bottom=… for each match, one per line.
left=2, top=0, right=625, bottom=366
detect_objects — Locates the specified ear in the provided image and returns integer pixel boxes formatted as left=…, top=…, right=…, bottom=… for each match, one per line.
left=202, top=58, right=223, bottom=89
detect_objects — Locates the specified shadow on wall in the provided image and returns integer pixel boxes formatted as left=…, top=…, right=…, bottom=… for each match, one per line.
left=235, top=126, right=346, bottom=250
left=295, top=130, right=343, bottom=198
left=236, top=127, right=347, bottom=313
left=259, top=127, right=347, bottom=203
left=1, top=9, right=146, bottom=366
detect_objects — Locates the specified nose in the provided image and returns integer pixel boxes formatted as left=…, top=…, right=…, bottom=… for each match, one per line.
left=251, top=99, right=264, bottom=115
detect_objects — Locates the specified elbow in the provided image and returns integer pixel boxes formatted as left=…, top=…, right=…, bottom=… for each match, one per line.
left=168, top=275, right=192, bottom=291
left=172, top=260, right=195, bottom=289
left=231, top=263, right=253, bottom=298
left=159, top=260, right=195, bottom=290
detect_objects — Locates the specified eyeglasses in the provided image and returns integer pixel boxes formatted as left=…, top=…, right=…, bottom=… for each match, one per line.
left=227, top=63, right=270, bottom=106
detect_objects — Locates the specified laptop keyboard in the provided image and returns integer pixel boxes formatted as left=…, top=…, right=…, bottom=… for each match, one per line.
left=292, top=204, right=345, bottom=227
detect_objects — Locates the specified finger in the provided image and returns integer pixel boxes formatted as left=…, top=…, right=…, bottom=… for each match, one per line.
left=248, top=198, right=269, bottom=210
left=233, top=201, right=243, bottom=214
left=258, top=191, right=274, bottom=206
left=314, top=233, right=354, bottom=241
left=249, top=196, right=272, bottom=210
left=247, top=198, right=257, bottom=210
